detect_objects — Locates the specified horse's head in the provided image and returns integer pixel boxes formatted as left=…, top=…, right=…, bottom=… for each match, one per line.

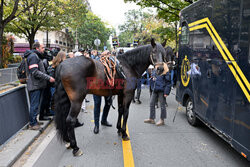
left=165, top=46, right=175, bottom=71
left=150, top=39, right=169, bottom=75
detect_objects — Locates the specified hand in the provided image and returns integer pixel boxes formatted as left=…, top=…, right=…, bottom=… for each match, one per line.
left=164, top=94, right=168, bottom=97
left=49, top=77, right=55, bottom=83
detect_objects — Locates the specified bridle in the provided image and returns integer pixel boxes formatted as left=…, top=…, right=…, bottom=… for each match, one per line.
left=150, top=49, right=167, bottom=66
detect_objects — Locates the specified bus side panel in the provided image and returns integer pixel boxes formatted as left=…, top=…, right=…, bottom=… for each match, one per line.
left=232, top=0, right=250, bottom=159
left=206, top=0, right=242, bottom=140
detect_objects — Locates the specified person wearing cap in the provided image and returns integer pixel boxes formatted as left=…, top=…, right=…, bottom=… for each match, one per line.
left=79, top=48, right=85, bottom=54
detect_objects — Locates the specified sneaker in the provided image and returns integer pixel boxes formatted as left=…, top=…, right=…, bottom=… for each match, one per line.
left=156, top=119, right=165, bottom=126
left=29, top=124, right=41, bottom=130
left=144, top=119, right=155, bottom=124
left=37, top=121, right=44, bottom=125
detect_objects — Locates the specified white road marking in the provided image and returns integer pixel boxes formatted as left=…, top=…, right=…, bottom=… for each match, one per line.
left=23, top=127, right=57, bottom=167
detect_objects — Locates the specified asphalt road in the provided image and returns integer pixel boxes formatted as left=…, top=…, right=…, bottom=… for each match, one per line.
left=30, top=88, right=249, bottom=167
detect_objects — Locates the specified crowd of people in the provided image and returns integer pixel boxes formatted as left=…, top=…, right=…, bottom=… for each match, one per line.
left=24, top=42, right=177, bottom=132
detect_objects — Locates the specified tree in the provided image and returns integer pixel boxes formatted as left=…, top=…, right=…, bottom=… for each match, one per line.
left=0, top=0, right=32, bottom=67
left=118, top=9, right=171, bottom=46
left=124, top=0, right=198, bottom=49
left=6, top=0, right=87, bottom=49
left=118, top=31, right=134, bottom=47
left=124, top=0, right=196, bottom=22
left=77, top=12, right=112, bottom=50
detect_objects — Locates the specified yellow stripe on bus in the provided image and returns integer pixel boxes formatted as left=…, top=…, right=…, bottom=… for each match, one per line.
left=205, top=18, right=250, bottom=92
left=189, top=23, right=250, bottom=102
left=188, top=18, right=208, bottom=28
left=188, top=18, right=250, bottom=92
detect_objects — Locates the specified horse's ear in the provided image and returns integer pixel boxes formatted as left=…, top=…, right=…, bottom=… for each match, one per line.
left=151, top=38, right=156, bottom=48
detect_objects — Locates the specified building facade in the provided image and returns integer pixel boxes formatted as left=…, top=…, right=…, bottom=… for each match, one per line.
left=13, top=28, right=75, bottom=55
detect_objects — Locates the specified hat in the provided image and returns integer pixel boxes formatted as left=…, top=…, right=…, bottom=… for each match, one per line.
left=75, top=51, right=83, bottom=57
left=79, top=48, right=85, bottom=52
left=148, top=65, right=154, bottom=69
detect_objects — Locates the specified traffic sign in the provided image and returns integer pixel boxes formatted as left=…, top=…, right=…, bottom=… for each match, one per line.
left=94, top=39, right=101, bottom=46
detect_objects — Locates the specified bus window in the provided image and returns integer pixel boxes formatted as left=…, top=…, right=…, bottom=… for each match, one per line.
left=181, top=22, right=189, bottom=45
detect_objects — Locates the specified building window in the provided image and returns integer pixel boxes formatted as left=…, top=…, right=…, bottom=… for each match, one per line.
left=59, top=41, right=62, bottom=45
left=181, top=22, right=189, bottom=45
left=55, top=40, right=58, bottom=44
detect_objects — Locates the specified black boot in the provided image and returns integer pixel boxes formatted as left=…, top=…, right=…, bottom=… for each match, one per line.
left=75, top=119, right=84, bottom=128
left=93, top=126, right=99, bottom=134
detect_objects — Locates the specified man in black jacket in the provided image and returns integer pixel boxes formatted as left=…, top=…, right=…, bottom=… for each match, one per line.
left=25, top=42, right=55, bottom=130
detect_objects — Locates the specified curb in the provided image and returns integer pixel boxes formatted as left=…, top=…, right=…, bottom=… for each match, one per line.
left=0, top=119, right=52, bottom=167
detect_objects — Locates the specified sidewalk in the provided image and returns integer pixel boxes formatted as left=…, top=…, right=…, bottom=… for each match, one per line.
left=0, top=119, right=52, bottom=167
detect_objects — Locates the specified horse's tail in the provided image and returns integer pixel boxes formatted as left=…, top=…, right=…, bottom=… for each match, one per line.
left=54, top=66, right=70, bottom=142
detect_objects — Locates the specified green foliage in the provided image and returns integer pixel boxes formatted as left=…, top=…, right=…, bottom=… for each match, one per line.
left=124, top=0, right=197, bottom=22
left=118, top=31, right=134, bottom=47
left=5, top=0, right=88, bottom=48
left=118, top=9, right=174, bottom=46
left=77, top=12, right=112, bottom=50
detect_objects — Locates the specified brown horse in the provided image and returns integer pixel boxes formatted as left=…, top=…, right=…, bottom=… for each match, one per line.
left=54, top=39, right=167, bottom=156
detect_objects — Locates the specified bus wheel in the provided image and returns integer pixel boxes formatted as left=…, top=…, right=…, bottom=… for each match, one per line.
left=186, top=98, right=199, bottom=126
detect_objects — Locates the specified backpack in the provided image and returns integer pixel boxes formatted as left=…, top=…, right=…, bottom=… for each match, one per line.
left=17, top=58, right=28, bottom=84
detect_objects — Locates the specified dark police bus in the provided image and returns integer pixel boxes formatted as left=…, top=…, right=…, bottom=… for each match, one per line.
left=176, top=0, right=250, bottom=161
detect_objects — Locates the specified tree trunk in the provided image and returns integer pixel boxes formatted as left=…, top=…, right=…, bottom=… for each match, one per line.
left=28, top=33, right=35, bottom=49
left=0, top=26, right=4, bottom=68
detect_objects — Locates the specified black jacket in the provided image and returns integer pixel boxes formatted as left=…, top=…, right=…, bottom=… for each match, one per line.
left=24, top=50, right=51, bottom=91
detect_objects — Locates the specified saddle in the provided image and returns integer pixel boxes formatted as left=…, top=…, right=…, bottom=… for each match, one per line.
left=99, top=55, right=126, bottom=87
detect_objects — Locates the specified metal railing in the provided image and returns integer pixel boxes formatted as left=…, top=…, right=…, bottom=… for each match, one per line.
left=0, top=67, right=18, bottom=87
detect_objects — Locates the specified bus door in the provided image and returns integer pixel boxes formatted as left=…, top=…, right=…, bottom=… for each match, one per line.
left=189, top=26, right=212, bottom=120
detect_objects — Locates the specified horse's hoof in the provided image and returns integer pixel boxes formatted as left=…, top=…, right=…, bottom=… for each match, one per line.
left=73, top=149, right=83, bottom=156
left=65, top=142, right=71, bottom=149
left=117, top=131, right=122, bottom=136
left=122, top=136, right=130, bottom=141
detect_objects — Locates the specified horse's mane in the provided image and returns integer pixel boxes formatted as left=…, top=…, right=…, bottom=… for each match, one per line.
left=117, top=45, right=152, bottom=67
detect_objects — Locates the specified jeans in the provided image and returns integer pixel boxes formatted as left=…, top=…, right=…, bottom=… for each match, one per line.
left=39, top=87, right=51, bottom=119
left=149, top=91, right=166, bottom=119
left=29, top=89, right=41, bottom=126
left=171, top=70, right=174, bottom=87
left=50, top=87, right=55, bottom=114
left=93, top=95, right=112, bottom=126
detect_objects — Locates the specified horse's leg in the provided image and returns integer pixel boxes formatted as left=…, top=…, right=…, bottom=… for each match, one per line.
left=117, top=94, right=124, bottom=136
left=66, top=99, right=84, bottom=156
left=121, top=92, right=134, bottom=141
